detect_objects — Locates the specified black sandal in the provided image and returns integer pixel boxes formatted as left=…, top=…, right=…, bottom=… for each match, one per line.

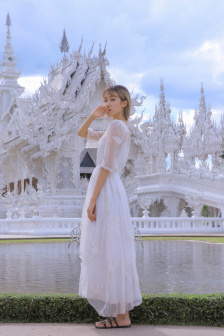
left=95, top=316, right=131, bottom=329
left=113, top=317, right=131, bottom=328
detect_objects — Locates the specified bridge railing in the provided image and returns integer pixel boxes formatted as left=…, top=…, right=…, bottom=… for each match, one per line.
left=0, top=216, right=224, bottom=235
left=0, top=218, right=81, bottom=235
left=132, top=217, right=224, bottom=234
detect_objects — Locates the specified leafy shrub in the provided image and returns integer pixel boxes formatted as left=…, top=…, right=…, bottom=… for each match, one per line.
left=0, top=293, right=224, bottom=326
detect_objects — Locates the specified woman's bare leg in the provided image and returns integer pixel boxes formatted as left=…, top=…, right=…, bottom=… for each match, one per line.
left=116, top=311, right=131, bottom=326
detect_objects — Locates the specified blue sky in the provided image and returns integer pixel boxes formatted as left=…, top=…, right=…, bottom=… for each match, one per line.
left=0, top=0, right=224, bottom=130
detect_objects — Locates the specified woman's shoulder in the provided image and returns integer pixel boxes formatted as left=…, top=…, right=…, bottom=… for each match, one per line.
left=110, top=119, right=130, bottom=132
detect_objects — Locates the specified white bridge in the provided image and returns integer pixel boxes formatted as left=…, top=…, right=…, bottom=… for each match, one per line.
left=0, top=217, right=223, bottom=236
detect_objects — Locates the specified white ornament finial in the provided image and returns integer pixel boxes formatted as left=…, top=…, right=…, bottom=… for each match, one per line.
left=160, top=79, right=164, bottom=91
left=78, top=36, right=84, bottom=53
left=59, top=29, right=70, bottom=56
left=99, top=43, right=102, bottom=56
left=102, top=41, right=107, bottom=56
left=201, top=82, right=204, bottom=95
left=6, top=12, right=11, bottom=27
left=88, top=41, right=94, bottom=57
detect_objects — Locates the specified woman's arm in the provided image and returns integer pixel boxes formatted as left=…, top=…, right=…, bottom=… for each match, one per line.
left=77, top=114, right=95, bottom=138
left=77, top=105, right=108, bottom=138
left=87, top=167, right=110, bottom=221
left=87, top=120, right=125, bottom=222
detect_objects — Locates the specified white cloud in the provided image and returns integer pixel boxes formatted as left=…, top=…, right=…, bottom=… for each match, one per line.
left=150, top=0, right=169, bottom=16
left=109, top=67, right=158, bottom=120
left=188, top=38, right=224, bottom=81
left=211, top=109, right=224, bottom=124
left=109, top=67, right=145, bottom=93
left=181, top=109, right=195, bottom=134
left=18, top=76, right=43, bottom=96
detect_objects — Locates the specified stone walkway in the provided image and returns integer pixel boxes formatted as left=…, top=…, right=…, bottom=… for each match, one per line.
left=0, top=324, right=224, bottom=336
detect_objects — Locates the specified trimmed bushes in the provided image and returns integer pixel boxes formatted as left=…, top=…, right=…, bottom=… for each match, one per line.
left=0, top=293, right=224, bottom=326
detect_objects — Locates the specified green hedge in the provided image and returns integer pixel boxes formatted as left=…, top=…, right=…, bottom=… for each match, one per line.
left=0, top=293, right=224, bottom=326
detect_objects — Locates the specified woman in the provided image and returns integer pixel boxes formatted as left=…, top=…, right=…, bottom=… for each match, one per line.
left=78, top=85, right=142, bottom=329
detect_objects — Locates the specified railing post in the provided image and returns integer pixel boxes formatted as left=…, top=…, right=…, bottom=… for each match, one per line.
left=219, top=207, right=224, bottom=218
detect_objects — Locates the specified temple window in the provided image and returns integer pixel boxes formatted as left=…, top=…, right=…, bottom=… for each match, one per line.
left=2, top=186, right=7, bottom=197
left=17, top=180, right=21, bottom=195
left=80, top=152, right=95, bottom=167
left=80, top=151, right=95, bottom=180
left=32, top=177, right=38, bottom=191
left=9, top=182, right=14, bottom=192
left=24, top=178, right=29, bottom=190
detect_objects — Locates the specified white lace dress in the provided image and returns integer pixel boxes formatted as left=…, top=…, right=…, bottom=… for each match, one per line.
left=79, top=119, right=142, bottom=317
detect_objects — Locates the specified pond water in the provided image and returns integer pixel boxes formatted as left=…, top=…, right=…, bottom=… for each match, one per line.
left=0, top=240, right=224, bottom=295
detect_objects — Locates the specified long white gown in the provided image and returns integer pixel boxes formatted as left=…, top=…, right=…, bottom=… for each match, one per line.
left=79, top=119, right=142, bottom=317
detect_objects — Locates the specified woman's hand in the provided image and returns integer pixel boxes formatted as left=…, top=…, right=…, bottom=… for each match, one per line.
left=87, top=198, right=96, bottom=221
left=77, top=105, right=108, bottom=138
left=91, top=105, right=109, bottom=119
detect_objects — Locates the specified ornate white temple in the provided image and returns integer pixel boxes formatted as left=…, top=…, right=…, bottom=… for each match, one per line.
left=0, top=14, right=224, bottom=222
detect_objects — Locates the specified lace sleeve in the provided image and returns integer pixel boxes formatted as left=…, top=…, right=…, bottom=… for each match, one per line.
left=86, top=127, right=105, bottom=148
left=100, top=121, right=125, bottom=173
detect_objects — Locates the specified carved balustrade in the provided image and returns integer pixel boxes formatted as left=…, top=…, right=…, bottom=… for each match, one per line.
left=0, top=217, right=81, bottom=235
left=131, top=217, right=224, bottom=234
left=0, top=217, right=223, bottom=235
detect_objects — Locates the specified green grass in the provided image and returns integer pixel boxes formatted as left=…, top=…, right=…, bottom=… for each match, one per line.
left=0, top=238, right=69, bottom=244
left=142, top=236, right=224, bottom=243
left=0, top=236, right=224, bottom=244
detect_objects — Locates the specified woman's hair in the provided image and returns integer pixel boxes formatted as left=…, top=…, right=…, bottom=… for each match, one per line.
left=102, top=85, right=131, bottom=120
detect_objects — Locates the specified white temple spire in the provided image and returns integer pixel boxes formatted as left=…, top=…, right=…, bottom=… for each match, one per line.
left=160, top=79, right=164, bottom=92
left=98, top=43, right=102, bottom=56
left=6, top=12, right=11, bottom=27
left=0, top=13, right=24, bottom=95
left=146, top=82, right=180, bottom=173
left=201, top=82, right=204, bottom=95
left=3, top=12, right=15, bottom=67
left=184, top=84, right=222, bottom=167
left=103, top=41, right=107, bottom=54
left=88, top=41, right=94, bottom=57
left=78, top=36, right=83, bottom=53
left=158, top=79, right=167, bottom=116
left=59, top=29, right=70, bottom=56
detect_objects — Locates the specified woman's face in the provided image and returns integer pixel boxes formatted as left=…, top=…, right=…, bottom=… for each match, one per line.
left=103, top=92, right=126, bottom=119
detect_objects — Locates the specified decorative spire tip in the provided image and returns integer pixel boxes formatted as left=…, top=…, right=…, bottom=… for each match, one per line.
left=201, top=82, right=204, bottom=95
left=6, top=12, right=11, bottom=27
left=103, top=41, right=107, bottom=53
left=78, top=36, right=84, bottom=53
left=160, top=79, right=164, bottom=91
left=59, top=29, right=70, bottom=55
